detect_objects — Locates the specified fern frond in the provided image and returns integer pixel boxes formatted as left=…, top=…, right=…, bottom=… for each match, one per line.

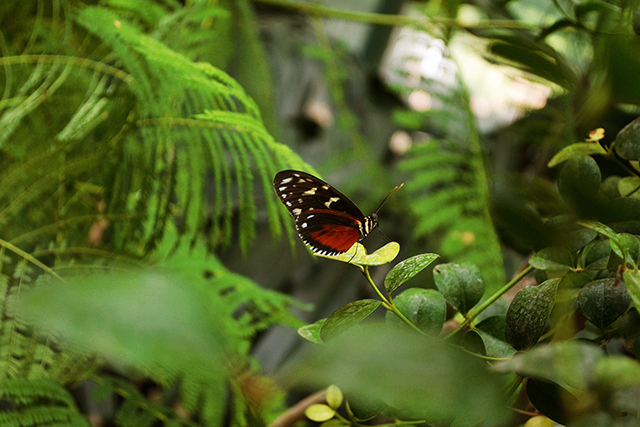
left=92, top=375, right=199, bottom=427
left=0, top=378, right=89, bottom=427
left=397, top=74, right=505, bottom=291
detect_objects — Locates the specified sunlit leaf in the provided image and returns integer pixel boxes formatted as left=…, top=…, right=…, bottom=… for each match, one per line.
left=317, top=242, right=400, bottom=266
left=548, top=142, right=606, bottom=168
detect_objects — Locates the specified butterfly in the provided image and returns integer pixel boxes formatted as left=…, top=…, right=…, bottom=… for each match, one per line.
left=273, top=170, right=401, bottom=256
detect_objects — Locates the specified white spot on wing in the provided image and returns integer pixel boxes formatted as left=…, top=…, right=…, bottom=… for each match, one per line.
left=281, top=177, right=293, bottom=184
left=301, top=222, right=307, bottom=228
left=324, top=197, right=340, bottom=208
left=307, top=214, right=315, bottom=219
left=278, top=186, right=287, bottom=191
left=285, top=201, right=292, bottom=207
left=281, top=193, right=287, bottom=199
left=292, top=208, right=301, bottom=215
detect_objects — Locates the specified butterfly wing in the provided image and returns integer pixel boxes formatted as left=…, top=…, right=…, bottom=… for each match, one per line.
left=273, top=170, right=367, bottom=255
left=295, top=209, right=362, bottom=255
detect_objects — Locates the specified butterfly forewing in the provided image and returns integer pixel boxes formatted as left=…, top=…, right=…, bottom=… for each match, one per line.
left=274, top=170, right=370, bottom=256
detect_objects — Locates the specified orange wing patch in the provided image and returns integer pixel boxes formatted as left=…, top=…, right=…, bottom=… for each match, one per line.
left=309, top=225, right=360, bottom=253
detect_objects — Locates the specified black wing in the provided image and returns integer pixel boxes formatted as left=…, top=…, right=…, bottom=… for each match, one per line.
left=273, top=170, right=366, bottom=221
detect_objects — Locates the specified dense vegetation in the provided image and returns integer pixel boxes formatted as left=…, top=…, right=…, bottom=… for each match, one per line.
left=1, top=1, right=640, bottom=426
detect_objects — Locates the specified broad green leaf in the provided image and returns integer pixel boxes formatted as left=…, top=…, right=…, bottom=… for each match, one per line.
left=505, top=279, right=558, bottom=350
left=577, top=278, right=631, bottom=330
left=475, top=315, right=507, bottom=341
left=298, top=318, right=326, bottom=345
left=579, top=220, right=618, bottom=240
left=326, top=385, right=343, bottom=409
left=463, top=329, right=516, bottom=358
left=305, top=404, right=335, bottom=422
left=317, top=242, right=399, bottom=266
left=624, top=270, right=640, bottom=312
left=385, top=288, right=446, bottom=336
left=558, top=157, right=601, bottom=214
left=15, top=271, right=230, bottom=378
left=433, top=263, right=484, bottom=315
left=548, top=142, right=606, bottom=168
left=526, top=378, right=579, bottom=426
left=493, top=341, right=603, bottom=391
left=283, top=325, right=508, bottom=423
left=384, top=253, right=440, bottom=295
left=614, top=117, right=640, bottom=160
left=619, top=176, right=640, bottom=198
left=612, top=233, right=639, bottom=267
left=544, top=215, right=597, bottom=253
left=583, top=240, right=612, bottom=270
left=529, top=247, right=573, bottom=271
left=320, top=299, right=381, bottom=342
left=595, top=356, right=640, bottom=390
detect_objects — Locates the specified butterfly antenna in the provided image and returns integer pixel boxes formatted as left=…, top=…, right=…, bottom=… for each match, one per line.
left=377, top=228, right=391, bottom=243
left=374, top=183, right=404, bottom=214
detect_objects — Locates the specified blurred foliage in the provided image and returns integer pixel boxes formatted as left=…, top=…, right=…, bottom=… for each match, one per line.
left=1, top=0, right=640, bottom=426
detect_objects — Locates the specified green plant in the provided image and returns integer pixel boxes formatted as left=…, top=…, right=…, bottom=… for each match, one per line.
left=283, top=125, right=640, bottom=426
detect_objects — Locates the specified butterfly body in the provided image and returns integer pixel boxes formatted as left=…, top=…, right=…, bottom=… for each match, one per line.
left=274, top=170, right=378, bottom=256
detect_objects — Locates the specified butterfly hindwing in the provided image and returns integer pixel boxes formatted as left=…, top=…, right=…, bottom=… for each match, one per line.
left=295, top=209, right=362, bottom=255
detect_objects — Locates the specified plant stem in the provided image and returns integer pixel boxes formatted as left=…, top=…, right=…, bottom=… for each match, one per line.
left=444, top=265, right=534, bottom=340
left=361, top=267, right=426, bottom=335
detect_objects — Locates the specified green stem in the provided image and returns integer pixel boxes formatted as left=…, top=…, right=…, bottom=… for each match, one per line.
left=361, top=267, right=426, bottom=335
left=444, top=265, right=534, bottom=340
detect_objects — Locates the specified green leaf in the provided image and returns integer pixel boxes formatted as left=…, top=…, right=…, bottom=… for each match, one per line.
left=505, top=279, right=558, bottom=350
left=463, top=329, right=516, bottom=358
left=529, top=247, right=574, bottom=271
left=493, top=341, right=603, bottom=391
left=325, top=385, right=343, bottom=409
left=474, top=314, right=507, bottom=339
left=577, top=278, right=631, bottom=330
left=614, top=117, right=640, bottom=160
left=385, top=289, right=446, bottom=336
left=612, top=233, right=639, bottom=267
left=320, top=299, right=381, bottom=342
left=557, top=156, right=601, bottom=211
left=384, top=253, right=440, bottom=296
left=15, top=271, right=229, bottom=376
left=595, top=356, right=640, bottom=390
left=526, top=378, right=578, bottom=426
left=305, top=404, right=335, bottom=422
left=548, top=142, right=607, bottom=168
left=579, top=220, right=618, bottom=240
left=283, top=325, right=508, bottom=423
left=317, top=242, right=400, bottom=266
left=618, top=176, right=640, bottom=198
left=433, top=263, right=484, bottom=315
left=624, top=270, right=640, bottom=312
left=298, top=318, right=326, bottom=345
